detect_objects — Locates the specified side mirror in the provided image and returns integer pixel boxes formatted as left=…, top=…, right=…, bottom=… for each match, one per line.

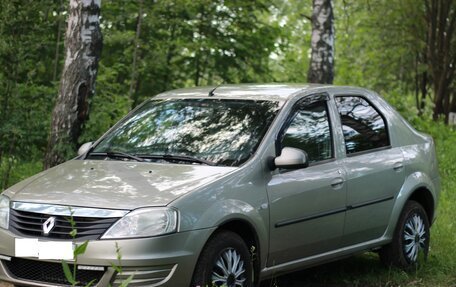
left=78, top=142, right=93, bottom=156
left=274, top=147, right=309, bottom=169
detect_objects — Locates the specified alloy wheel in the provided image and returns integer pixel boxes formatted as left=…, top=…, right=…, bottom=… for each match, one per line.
left=212, top=248, right=247, bottom=287
left=403, top=213, right=427, bottom=263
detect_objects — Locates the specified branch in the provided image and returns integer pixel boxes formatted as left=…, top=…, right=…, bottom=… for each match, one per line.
left=301, top=13, right=312, bottom=21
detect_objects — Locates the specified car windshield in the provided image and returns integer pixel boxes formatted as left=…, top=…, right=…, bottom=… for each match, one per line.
left=90, top=98, right=280, bottom=166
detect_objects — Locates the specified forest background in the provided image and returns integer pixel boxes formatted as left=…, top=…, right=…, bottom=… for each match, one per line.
left=0, top=0, right=455, bottom=286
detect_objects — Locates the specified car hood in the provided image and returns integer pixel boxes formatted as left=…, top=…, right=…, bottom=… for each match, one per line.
left=6, top=160, right=236, bottom=210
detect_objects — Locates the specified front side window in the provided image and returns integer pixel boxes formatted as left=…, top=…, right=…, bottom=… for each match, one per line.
left=335, top=96, right=389, bottom=154
left=281, top=100, right=333, bottom=163
left=90, top=99, right=280, bottom=166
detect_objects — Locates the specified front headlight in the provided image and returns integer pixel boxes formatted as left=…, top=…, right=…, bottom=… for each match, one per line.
left=101, top=207, right=178, bottom=239
left=0, top=195, right=10, bottom=229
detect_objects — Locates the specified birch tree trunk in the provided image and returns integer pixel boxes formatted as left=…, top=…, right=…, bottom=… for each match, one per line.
left=44, top=0, right=102, bottom=169
left=52, top=0, right=65, bottom=82
left=307, top=0, right=334, bottom=84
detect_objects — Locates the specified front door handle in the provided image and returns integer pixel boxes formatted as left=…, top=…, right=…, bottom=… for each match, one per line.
left=331, top=177, right=344, bottom=189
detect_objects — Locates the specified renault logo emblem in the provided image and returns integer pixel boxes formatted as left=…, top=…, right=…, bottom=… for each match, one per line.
left=42, top=216, right=56, bottom=235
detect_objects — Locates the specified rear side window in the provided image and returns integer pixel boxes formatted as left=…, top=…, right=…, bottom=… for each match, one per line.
left=335, top=96, right=389, bottom=154
left=281, top=100, right=333, bottom=163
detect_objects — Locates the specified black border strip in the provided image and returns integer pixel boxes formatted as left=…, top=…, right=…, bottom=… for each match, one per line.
left=275, top=207, right=346, bottom=228
left=347, top=196, right=394, bottom=210
left=275, top=196, right=394, bottom=228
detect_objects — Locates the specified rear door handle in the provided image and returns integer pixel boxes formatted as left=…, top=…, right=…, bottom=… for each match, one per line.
left=393, top=162, right=404, bottom=172
left=331, top=178, right=344, bottom=189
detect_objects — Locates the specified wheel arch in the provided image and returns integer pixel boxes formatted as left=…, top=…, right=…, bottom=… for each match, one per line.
left=216, top=219, right=261, bottom=266
left=194, top=218, right=263, bottom=286
left=383, top=171, right=438, bottom=240
left=218, top=219, right=262, bottom=285
left=407, top=187, right=435, bottom=226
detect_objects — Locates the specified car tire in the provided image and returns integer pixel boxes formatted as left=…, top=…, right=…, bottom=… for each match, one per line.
left=379, top=200, right=430, bottom=269
left=191, top=230, right=253, bottom=287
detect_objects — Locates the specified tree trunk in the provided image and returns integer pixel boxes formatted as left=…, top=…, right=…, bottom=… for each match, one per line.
left=420, top=70, right=428, bottom=111
left=52, top=0, right=65, bottom=82
left=415, top=50, right=428, bottom=114
left=44, top=0, right=102, bottom=169
left=415, top=53, right=420, bottom=111
left=420, top=51, right=428, bottom=112
left=194, top=5, right=206, bottom=87
left=0, top=68, right=18, bottom=166
left=451, top=90, right=456, bottom=113
left=307, top=0, right=335, bottom=84
left=424, top=0, right=456, bottom=122
left=1, top=135, right=16, bottom=190
left=129, top=0, right=143, bottom=108
left=163, top=24, right=176, bottom=91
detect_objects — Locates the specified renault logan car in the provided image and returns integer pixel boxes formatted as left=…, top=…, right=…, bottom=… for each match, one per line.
left=0, top=84, right=440, bottom=287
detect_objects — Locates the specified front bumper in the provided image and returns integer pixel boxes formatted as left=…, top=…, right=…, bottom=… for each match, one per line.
left=0, top=227, right=215, bottom=287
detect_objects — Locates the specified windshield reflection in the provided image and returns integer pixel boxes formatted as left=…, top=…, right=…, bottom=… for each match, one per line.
left=92, top=99, right=279, bottom=166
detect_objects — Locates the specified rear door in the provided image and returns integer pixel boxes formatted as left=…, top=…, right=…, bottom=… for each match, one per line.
left=334, top=95, right=405, bottom=246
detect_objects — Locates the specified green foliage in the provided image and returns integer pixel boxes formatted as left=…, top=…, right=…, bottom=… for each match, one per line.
left=74, top=241, right=89, bottom=257
left=98, top=0, right=280, bottom=107
left=0, top=157, right=41, bottom=190
left=268, top=0, right=312, bottom=82
left=62, top=261, right=77, bottom=286
left=61, top=210, right=101, bottom=287
left=61, top=241, right=96, bottom=287
left=1, top=1, right=456, bottom=285
left=79, top=62, right=132, bottom=143
left=332, top=0, right=417, bottom=91
left=118, top=275, right=134, bottom=287
left=0, top=1, right=58, bottom=160
left=0, top=0, right=282, bottom=187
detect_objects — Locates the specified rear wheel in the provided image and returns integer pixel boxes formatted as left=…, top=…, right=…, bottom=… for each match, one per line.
left=191, top=230, right=253, bottom=287
left=379, top=200, right=430, bottom=269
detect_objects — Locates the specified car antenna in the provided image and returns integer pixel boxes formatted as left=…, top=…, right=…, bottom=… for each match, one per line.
left=208, top=84, right=223, bottom=97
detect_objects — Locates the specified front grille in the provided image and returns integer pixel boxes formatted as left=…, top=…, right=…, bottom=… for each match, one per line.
left=9, top=209, right=119, bottom=240
left=3, top=257, right=105, bottom=286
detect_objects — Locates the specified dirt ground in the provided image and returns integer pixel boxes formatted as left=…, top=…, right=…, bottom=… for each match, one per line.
left=0, top=282, right=12, bottom=287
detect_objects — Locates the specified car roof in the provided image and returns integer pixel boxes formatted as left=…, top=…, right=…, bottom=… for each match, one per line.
left=154, top=83, right=350, bottom=102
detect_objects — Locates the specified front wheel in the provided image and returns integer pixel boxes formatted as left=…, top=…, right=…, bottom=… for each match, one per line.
left=379, top=200, right=430, bottom=269
left=191, top=230, right=253, bottom=287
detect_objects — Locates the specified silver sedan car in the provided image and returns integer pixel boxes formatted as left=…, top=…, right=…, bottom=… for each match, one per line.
left=0, top=84, right=440, bottom=287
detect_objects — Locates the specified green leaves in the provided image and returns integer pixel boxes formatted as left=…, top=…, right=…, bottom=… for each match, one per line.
left=60, top=241, right=90, bottom=286
left=0, top=0, right=281, bottom=187
left=74, top=241, right=89, bottom=257
left=62, top=260, right=77, bottom=286
left=118, top=274, right=134, bottom=287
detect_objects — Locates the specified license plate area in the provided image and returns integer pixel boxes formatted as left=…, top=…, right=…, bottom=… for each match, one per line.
left=15, top=238, right=74, bottom=260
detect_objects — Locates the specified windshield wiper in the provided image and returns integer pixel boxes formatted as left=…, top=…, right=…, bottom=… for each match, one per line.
left=138, top=154, right=217, bottom=166
left=88, top=151, right=216, bottom=165
left=89, top=151, right=145, bottom=162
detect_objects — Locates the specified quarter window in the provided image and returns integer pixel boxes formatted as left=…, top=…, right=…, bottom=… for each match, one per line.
left=335, top=96, right=389, bottom=154
left=281, top=100, right=333, bottom=163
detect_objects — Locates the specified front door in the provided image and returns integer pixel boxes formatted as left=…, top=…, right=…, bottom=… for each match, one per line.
left=267, top=96, right=347, bottom=266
